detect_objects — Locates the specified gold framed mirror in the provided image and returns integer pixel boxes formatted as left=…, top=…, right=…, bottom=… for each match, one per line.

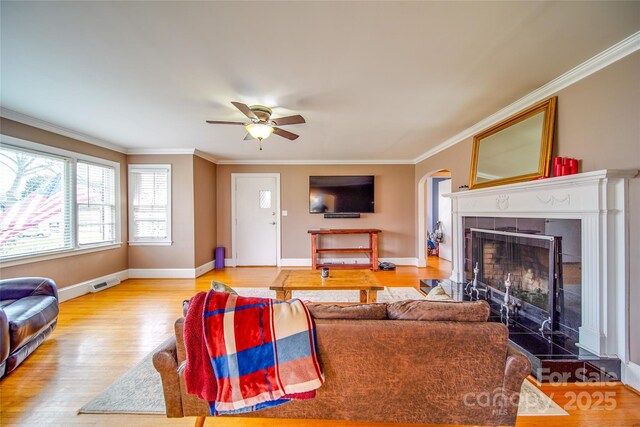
left=469, top=97, right=557, bottom=189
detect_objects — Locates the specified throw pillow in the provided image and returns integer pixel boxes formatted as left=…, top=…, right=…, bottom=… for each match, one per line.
left=210, top=280, right=238, bottom=295
left=425, top=285, right=454, bottom=301
left=183, top=281, right=238, bottom=316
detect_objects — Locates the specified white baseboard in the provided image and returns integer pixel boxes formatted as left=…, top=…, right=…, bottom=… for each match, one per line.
left=128, top=268, right=199, bottom=279
left=224, top=258, right=236, bottom=267
left=59, top=261, right=214, bottom=302
left=623, top=361, right=640, bottom=390
left=58, top=270, right=129, bottom=303
left=380, top=257, right=419, bottom=266
left=195, top=260, right=214, bottom=277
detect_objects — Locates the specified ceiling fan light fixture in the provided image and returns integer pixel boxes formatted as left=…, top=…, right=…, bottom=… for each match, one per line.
left=246, top=123, right=274, bottom=140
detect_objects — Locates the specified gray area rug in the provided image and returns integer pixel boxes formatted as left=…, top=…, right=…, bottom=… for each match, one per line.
left=78, top=340, right=168, bottom=414
left=79, top=287, right=568, bottom=417
left=519, top=380, right=568, bottom=416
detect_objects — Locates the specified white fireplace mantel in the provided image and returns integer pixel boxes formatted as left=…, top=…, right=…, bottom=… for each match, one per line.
left=446, top=169, right=637, bottom=365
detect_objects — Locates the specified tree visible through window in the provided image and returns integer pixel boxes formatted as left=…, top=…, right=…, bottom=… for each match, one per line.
left=0, top=141, right=119, bottom=261
left=0, top=145, right=71, bottom=258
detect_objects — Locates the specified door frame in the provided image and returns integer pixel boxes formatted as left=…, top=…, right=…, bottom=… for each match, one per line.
left=231, top=173, right=281, bottom=267
left=417, top=169, right=451, bottom=268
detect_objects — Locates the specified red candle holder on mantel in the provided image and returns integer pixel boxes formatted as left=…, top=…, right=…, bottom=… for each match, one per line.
left=553, top=157, right=579, bottom=177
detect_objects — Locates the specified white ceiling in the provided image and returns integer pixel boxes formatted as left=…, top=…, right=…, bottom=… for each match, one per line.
left=1, top=1, right=638, bottom=162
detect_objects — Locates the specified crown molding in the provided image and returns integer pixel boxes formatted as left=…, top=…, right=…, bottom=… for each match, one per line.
left=127, top=148, right=196, bottom=156
left=413, top=31, right=640, bottom=164
left=216, top=159, right=415, bottom=165
left=125, top=148, right=220, bottom=163
left=0, top=107, right=128, bottom=154
left=194, top=149, right=219, bottom=164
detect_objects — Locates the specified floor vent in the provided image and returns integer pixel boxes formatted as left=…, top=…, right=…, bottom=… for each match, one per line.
left=89, top=278, right=120, bottom=293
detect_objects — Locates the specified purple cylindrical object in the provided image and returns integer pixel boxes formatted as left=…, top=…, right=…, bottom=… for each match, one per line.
left=215, top=247, right=225, bottom=269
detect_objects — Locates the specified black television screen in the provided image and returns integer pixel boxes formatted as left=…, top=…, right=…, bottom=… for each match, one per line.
left=309, top=176, right=374, bottom=213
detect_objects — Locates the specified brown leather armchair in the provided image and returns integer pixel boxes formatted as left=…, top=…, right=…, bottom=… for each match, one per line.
left=0, top=277, right=59, bottom=378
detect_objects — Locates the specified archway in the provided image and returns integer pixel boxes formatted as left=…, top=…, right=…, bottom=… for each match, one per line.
left=417, top=169, right=452, bottom=273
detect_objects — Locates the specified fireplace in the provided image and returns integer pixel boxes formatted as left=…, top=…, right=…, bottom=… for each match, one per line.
left=472, top=228, right=560, bottom=327
left=468, top=225, right=584, bottom=345
left=447, top=170, right=637, bottom=383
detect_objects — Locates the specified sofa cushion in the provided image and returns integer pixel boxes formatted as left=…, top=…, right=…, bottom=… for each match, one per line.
left=306, top=303, right=388, bottom=320
left=3, top=296, right=59, bottom=351
left=387, top=299, right=490, bottom=322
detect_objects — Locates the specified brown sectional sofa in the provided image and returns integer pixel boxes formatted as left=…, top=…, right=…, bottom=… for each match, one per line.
left=153, top=299, right=531, bottom=426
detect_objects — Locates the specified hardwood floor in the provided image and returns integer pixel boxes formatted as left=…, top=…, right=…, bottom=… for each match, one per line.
left=1, top=261, right=639, bottom=426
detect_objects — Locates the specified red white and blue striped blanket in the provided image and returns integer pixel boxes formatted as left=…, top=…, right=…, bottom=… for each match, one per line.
left=201, top=290, right=324, bottom=415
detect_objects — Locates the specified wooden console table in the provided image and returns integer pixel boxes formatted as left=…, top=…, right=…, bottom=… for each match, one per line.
left=308, top=229, right=381, bottom=271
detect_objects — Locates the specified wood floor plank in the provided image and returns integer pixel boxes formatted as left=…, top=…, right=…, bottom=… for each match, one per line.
left=1, top=260, right=639, bottom=426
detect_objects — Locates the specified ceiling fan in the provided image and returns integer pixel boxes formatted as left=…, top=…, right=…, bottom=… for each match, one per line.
left=206, top=102, right=305, bottom=149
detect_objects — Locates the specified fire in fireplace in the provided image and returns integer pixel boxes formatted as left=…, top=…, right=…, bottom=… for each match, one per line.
left=470, top=228, right=573, bottom=339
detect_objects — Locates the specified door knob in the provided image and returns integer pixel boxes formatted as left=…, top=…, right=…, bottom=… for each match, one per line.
left=270, top=221, right=277, bottom=225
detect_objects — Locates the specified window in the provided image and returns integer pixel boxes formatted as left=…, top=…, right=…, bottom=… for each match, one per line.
left=128, top=165, right=171, bottom=244
left=259, top=190, right=272, bottom=209
left=77, top=161, right=116, bottom=245
left=0, top=137, right=120, bottom=262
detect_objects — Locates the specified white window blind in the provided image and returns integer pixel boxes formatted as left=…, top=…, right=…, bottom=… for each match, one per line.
left=0, top=138, right=120, bottom=264
left=0, top=145, right=73, bottom=259
left=77, top=161, right=116, bottom=245
left=128, top=165, right=171, bottom=244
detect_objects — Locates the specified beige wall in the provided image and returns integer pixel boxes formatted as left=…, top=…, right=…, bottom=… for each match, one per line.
left=193, top=156, right=217, bottom=267
left=216, top=164, right=415, bottom=260
left=127, top=154, right=195, bottom=269
left=1, top=50, right=637, bottom=366
left=0, top=118, right=128, bottom=288
left=416, top=52, right=640, bottom=363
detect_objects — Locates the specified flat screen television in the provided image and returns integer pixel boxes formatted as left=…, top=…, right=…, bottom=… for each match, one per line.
left=309, top=175, right=374, bottom=213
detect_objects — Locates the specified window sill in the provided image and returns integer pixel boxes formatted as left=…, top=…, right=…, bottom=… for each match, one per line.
left=0, top=242, right=123, bottom=268
left=128, top=241, right=173, bottom=246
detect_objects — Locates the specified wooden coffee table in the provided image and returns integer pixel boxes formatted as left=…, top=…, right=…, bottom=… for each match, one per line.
left=270, top=269, right=384, bottom=303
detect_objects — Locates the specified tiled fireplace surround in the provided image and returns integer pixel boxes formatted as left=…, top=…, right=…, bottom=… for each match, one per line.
left=447, top=170, right=637, bottom=382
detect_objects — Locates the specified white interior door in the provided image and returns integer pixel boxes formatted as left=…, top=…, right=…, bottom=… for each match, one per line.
left=233, top=174, right=279, bottom=266
left=437, top=179, right=452, bottom=262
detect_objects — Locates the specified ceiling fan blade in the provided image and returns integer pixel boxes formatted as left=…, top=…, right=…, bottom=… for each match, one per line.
left=231, top=101, right=258, bottom=120
left=273, top=127, right=299, bottom=140
left=243, top=132, right=256, bottom=140
left=206, top=120, right=246, bottom=125
left=272, top=115, right=306, bottom=126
